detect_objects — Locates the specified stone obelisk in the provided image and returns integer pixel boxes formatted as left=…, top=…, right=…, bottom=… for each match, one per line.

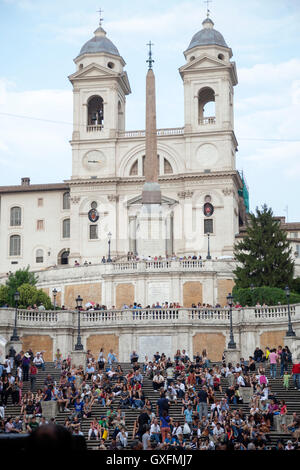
left=136, top=42, right=166, bottom=257
left=142, top=41, right=161, bottom=204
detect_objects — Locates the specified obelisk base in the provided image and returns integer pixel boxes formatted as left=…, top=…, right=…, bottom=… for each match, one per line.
left=136, top=204, right=166, bottom=258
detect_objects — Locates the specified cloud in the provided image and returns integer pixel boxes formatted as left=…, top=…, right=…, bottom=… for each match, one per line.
left=0, top=79, right=72, bottom=184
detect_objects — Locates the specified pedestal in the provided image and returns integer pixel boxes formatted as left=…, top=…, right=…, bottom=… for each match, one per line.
left=6, top=340, right=23, bottom=355
left=71, top=350, right=87, bottom=368
left=284, top=336, right=300, bottom=361
left=41, top=401, right=58, bottom=420
left=239, top=387, right=253, bottom=403
left=224, top=348, right=241, bottom=365
left=273, top=414, right=293, bottom=432
left=136, top=204, right=166, bottom=257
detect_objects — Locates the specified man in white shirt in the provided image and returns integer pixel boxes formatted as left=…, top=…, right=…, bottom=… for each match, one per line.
left=150, top=418, right=161, bottom=443
left=237, top=373, right=245, bottom=387
left=212, top=423, right=224, bottom=442
left=33, top=352, right=45, bottom=371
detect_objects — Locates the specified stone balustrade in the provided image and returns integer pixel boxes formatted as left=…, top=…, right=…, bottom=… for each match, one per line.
left=198, top=117, right=216, bottom=125
left=119, top=127, right=184, bottom=138
left=1, top=304, right=300, bottom=362
left=86, top=125, right=103, bottom=132
left=0, top=304, right=298, bottom=328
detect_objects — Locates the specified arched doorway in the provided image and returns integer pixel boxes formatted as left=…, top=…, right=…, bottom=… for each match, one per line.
left=58, top=249, right=70, bottom=265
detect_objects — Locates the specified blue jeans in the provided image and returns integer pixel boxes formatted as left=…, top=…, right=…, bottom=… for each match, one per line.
left=293, top=373, right=300, bottom=389
left=270, top=363, right=277, bottom=378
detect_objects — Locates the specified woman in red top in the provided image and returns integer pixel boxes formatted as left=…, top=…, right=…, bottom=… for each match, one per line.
left=280, top=400, right=288, bottom=432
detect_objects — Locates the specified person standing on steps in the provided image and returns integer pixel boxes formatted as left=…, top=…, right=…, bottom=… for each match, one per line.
left=29, top=361, right=38, bottom=392
left=8, top=346, right=16, bottom=370
left=280, top=347, right=288, bottom=378
left=21, top=352, right=31, bottom=382
left=268, top=349, right=279, bottom=379
left=292, top=360, right=300, bottom=390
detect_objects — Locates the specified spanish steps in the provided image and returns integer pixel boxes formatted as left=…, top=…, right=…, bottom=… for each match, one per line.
left=3, top=362, right=299, bottom=450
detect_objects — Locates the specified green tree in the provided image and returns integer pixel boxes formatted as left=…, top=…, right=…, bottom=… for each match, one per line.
left=5, top=266, right=38, bottom=306
left=233, top=204, right=294, bottom=289
left=232, top=286, right=300, bottom=307
left=0, top=285, right=9, bottom=306
left=18, top=283, right=52, bottom=310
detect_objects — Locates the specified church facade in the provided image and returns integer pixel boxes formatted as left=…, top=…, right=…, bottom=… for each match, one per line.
left=0, top=17, right=299, bottom=309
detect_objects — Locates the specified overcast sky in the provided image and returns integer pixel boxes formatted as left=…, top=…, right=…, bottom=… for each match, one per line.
left=0, top=0, right=299, bottom=221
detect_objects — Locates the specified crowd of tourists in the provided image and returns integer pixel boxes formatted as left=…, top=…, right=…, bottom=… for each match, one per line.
left=0, top=344, right=300, bottom=451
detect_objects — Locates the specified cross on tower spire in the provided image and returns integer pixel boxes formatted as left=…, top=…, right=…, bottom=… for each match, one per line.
left=204, top=0, right=212, bottom=17
left=97, top=8, right=104, bottom=27
left=146, top=41, right=154, bottom=70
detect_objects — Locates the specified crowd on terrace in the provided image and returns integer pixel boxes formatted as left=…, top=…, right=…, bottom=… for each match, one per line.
left=0, top=344, right=300, bottom=450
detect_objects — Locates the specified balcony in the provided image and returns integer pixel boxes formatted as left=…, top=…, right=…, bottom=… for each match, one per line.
left=119, top=127, right=184, bottom=139
left=86, top=125, right=103, bottom=132
left=198, top=117, right=216, bottom=125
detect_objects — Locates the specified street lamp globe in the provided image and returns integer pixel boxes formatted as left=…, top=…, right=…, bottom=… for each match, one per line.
left=14, top=291, right=20, bottom=303
left=76, top=295, right=83, bottom=309
left=227, top=292, right=233, bottom=307
left=285, top=286, right=290, bottom=297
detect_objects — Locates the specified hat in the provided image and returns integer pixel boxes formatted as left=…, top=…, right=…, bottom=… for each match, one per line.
left=24, top=353, right=30, bottom=358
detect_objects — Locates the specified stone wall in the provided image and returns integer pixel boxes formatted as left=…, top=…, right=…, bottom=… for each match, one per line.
left=86, top=334, right=119, bottom=359
left=64, top=283, right=102, bottom=309
left=21, top=334, right=53, bottom=361
left=183, top=281, right=202, bottom=307
left=193, top=332, right=225, bottom=361
left=116, top=283, right=135, bottom=308
left=260, top=330, right=286, bottom=350
left=217, top=279, right=235, bottom=306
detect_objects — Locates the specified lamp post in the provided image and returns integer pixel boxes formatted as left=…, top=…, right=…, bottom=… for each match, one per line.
left=250, top=283, right=254, bottom=305
left=285, top=286, right=295, bottom=337
left=107, top=232, right=112, bottom=263
left=74, top=295, right=83, bottom=350
left=52, top=288, right=57, bottom=311
left=227, top=292, right=236, bottom=349
left=206, top=233, right=211, bottom=260
left=10, top=291, right=20, bottom=341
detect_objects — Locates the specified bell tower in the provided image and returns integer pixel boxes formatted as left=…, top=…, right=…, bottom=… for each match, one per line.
left=179, top=16, right=237, bottom=135
left=68, top=20, right=131, bottom=179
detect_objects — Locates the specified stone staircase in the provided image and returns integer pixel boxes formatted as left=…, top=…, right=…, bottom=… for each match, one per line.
left=3, top=362, right=299, bottom=450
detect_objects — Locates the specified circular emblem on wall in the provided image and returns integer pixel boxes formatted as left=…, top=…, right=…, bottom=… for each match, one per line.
left=88, top=208, right=99, bottom=223
left=203, top=202, right=214, bottom=217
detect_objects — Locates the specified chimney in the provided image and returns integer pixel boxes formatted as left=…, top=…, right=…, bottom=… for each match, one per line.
left=21, top=177, right=30, bottom=186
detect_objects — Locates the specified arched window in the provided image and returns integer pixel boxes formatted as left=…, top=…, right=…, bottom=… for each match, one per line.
left=164, top=158, right=173, bottom=174
left=198, top=87, right=215, bottom=124
left=62, top=219, right=70, bottom=239
left=9, top=235, right=21, bottom=256
left=87, top=95, right=104, bottom=126
left=129, top=156, right=173, bottom=176
left=36, top=249, right=44, bottom=263
left=129, top=160, right=138, bottom=176
left=63, top=192, right=70, bottom=210
left=10, top=207, right=21, bottom=226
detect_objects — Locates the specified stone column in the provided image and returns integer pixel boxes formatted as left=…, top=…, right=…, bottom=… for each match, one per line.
left=284, top=336, right=300, bottom=361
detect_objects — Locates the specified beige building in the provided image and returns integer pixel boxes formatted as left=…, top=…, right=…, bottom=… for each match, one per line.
left=0, top=17, right=299, bottom=309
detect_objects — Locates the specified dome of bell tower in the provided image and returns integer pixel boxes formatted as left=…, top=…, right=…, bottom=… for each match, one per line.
left=76, top=26, right=120, bottom=59
left=186, top=16, right=229, bottom=51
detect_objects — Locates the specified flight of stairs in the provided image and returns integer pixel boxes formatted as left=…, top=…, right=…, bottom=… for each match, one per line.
left=3, top=362, right=299, bottom=450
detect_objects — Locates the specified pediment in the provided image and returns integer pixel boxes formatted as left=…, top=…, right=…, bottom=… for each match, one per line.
left=68, top=63, right=118, bottom=81
left=180, top=55, right=226, bottom=73
left=127, top=194, right=178, bottom=207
